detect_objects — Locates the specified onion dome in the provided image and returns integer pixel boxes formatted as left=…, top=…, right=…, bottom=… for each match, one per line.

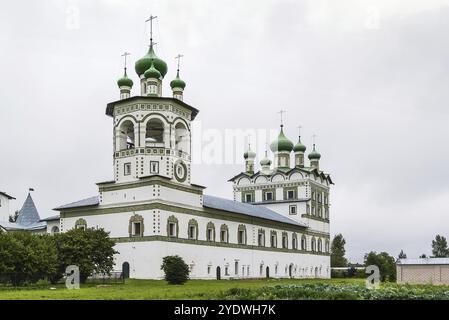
left=170, top=70, right=186, bottom=89
left=244, top=148, right=256, bottom=159
left=293, top=136, right=306, bottom=153
left=260, top=156, right=272, bottom=166
left=117, top=70, right=133, bottom=88
left=308, top=145, right=321, bottom=160
left=135, top=43, right=168, bottom=78
left=270, top=126, right=294, bottom=152
left=144, top=61, right=162, bottom=79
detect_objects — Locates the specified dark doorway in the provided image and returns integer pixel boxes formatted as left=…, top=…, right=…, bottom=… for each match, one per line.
left=289, top=264, right=293, bottom=278
left=266, top=266, right=270, bottom=278
left=122, top=262, right=130, bottom=279
left=216, top=266, right=221, bottom=280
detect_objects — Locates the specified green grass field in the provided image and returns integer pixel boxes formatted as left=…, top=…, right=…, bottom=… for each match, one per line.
left=1, top=278, right=449, bottom=300
left=0, top=278, right=362, bottom=300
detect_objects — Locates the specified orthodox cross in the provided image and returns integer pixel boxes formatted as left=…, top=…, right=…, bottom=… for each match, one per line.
left=312, top=134, right=317, bottom=148
left=121, top=52, right=131, bottom=71
left=175, top=54, right=184, bottom=71
left=297, top=125, right=302, bottom=137
left=278, top=109, right=286, bottom=126
left=145, top=15, right=158, bottom=44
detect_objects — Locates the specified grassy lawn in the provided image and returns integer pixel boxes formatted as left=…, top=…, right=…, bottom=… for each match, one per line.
left=0, top=278, right=364, bottom=300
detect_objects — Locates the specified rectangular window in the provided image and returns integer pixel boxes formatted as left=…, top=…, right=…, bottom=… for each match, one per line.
left=306, top=204, right=310, bottom=214
left=282, top=236, right=288, bottom=249
left=244, top=193, right=252, bottom=203
left=258, top=233, right=264, bottom=246
left=188, top=226, right=196, bottom=239
left=289, top=205, right=297, bottom=215
left=312, top=206, right=316, bottom=216
left=168, top=223, right=176, bottom=237
left=238, top=230, right=245, bottom=244
left=124, top=163, right=131, bottom=176
left=150, top=161, right=159, bottom=174
left=235, top=261, right=239, bottom=275
left=207, top=266, right=211, bottom=274
left=207, top=228, right=214, bottom=241
left=133, top=222, right=141, bottom=236
left=271, top=235, right=277, bottom=248
left=220, top=230, right=228, bottom=242
left=287, top=190, right=295, bottom=200
left=264, top=192, right=273, bottom=201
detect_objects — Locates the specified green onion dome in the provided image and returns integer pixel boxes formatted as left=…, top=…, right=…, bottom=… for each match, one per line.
left=144, top=61, right=162, bottom=79
left=135, top=44, right=168, bottom=78
left=244, top=149, right=256, bottom=159
left=293, top=137, right=306, bottom=153
left=117, top=70, right=133, bottom=88
left=270, top=126, right=294, bottom=153
left=308, top=145, right=321, bottom=160
left=170, top=70, right=186, bottom=89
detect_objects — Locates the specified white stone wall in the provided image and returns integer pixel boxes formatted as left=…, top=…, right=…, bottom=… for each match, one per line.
left=397, top=265, right=449, bottom=285
left=114, top=241, right=330, bottom=280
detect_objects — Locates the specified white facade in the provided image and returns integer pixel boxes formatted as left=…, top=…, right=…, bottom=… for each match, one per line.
left=0, top=192, right=13, bottom=222
left=55, top=31, right=332, bottom=280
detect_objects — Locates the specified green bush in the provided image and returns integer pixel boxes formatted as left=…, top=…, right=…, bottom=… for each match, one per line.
left=161, top=255, right=190, bottom=285
left=0, top=228, right=117, bottom=286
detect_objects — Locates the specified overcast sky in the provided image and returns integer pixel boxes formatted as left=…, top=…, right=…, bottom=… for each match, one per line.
left=1, top=0, right=449, bottom=263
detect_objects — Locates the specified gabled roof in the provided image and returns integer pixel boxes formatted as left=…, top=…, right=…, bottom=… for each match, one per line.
left=105, top=96, right=200, bottom=120
left=53, top=194, right=306, bottom=228
left=203, top=195, right=307, bottom=228
left=16, top=194, right=41, bottom=226
left=0, top=191, right=15, bottom=200
left=40, top=214, right=60, bottom=222
left=54, top=196, right=99, bottom=211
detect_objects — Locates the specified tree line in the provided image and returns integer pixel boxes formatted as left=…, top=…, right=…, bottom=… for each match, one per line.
left=0, top=228, right=117, bottom=286
left=330, top=233, right=449, bottom=282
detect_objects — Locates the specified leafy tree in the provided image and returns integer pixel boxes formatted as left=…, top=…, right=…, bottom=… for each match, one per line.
left=330, top=234, right=348, bottom=267
left=53, top=228, right=117, bottom=283
left=0, top=232, right=58, bottom=286
left=398, top=249, right=407, bottom=260
left=161, top=255, right=189, bottom=285
left=364, top=251, right=396, bottom=282
left=8, top=211, right=19, bottom=223
left=432, top=235, right=449, bottom=258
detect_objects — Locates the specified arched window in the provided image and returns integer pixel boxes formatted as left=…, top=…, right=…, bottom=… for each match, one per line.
left=128, top=214, right=144, bottom=237
left=282, top=232, right=288, bottom=249
left=325, top=240, right=330, bottom=253
left=270, top=231, right=277, bottom=248
left=175, top=122, right=189, bottom=153
left=311, top=237, right=316, bottom=252
left=292, top=233, right=298, bottom=250
left=206, top=222, right=215, bottom=242
left=188, top=219, right=198, bottom=240
left=145, top=118, right=164, bottom=146
left=51, top=226, right=60, bottom=234
left=318, top=238, right=322, bottom=252
left=167, top=216, right=179, bottom=237
left=237, top=224, right=247, bottom=245
left=118, top=120, right=135, bottom=150
left=220, top=224, right=229, bottom=243
left=301, top=235, right=307, bottom=250
left=75, top=218, right=87, bottom=230
left=258, top=229, right=265, bottom=247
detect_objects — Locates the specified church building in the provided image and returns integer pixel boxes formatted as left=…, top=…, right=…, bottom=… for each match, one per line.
left=53, top=21, right=333, bottom=280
